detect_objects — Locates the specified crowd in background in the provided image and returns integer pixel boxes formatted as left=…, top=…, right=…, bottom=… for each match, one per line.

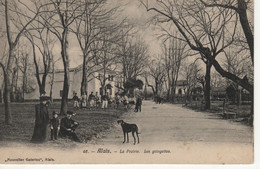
left=72, top=91, right=140, bottom=110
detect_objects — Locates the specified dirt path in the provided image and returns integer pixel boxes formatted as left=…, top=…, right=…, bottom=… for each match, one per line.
left=94, top=100, right=253, bottom=145
left=84, top=100, right=254, bottom=164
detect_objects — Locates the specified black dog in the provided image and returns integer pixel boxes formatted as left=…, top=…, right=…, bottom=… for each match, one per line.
left=117, top=120, right=140, bottom=144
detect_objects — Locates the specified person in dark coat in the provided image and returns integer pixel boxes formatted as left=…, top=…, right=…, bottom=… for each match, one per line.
left=135, top=97, right=142, bottom=112
left=101, top=92, right=109, bottom=110
left=72, top=93, right=80, bottom=109
left=59, top=111, right=81, bottom=142
left=88, top=92, right=95, bottom=109
left=31, top=96, right=50, bottom=143
left=50, top=111, right=60, bottom=140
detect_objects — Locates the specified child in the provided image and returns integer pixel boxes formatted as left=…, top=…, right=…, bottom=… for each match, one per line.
left=123, top=94, right=129, bottom=109
left=115, top=94, right=121, bottom=109
left=72, top=93, right=80, bottom=109
left=50, top=111, right=60, bottom=140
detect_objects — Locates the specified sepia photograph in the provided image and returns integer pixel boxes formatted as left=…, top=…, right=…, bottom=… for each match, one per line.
left=0, top=0, right=255, bottom=165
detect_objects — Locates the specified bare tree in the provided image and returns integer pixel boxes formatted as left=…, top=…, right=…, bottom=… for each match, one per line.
left=92, top=34, right=120, bottom=95
left=17, top=41, right=32, bottom=101
left=118, top=38, right=149, bottom=83
left=145, top=56, right=166, bottom=98
left=199, top=0, right=254, bottom=64
left=71, top=0, right=122, bottom=96
left=25, top=25, right=55, bottom=96
left=1, top=0, right=44, bottom=124
left=141, top=0, right=252, bottom=111
left=40, top=0, right=85, bottom=114
left=49, top=56, right=60, bottom=102
left=181, top=61, right=202, bottom=104
left=162, top=35, right=189, bottom=102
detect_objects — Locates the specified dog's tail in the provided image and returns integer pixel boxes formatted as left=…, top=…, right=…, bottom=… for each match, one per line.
left=136, top=127, right=141, bottom=134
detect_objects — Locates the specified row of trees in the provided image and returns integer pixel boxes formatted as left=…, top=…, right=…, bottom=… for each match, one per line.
left=0, top=0, right=150, bottom=124
left=141, top=0, right=253, bottom=114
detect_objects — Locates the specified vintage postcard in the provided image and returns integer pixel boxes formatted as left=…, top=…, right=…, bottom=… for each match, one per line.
left=0, top=0, right=254, bottom=165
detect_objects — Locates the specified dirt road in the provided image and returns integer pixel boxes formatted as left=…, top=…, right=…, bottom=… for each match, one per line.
left=88, top=100, right=253, bottom=164
left=95, top=100, right=253, bottom=144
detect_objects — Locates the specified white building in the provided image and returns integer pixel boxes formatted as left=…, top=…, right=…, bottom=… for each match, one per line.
left=24, top=65, right=121, bottom=100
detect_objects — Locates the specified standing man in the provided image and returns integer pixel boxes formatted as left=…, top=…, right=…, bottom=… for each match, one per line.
left=60, top=111, right=81, bottom=142
left=134, top=89, right=143, bottom=112
left=123, top=94, right=129, bottom=109
left=101, top=92, right=109, bottom=110
left=115, top=93, right=121, bottom=109
left=81, top=92, right=87, bottom=109
left=95, top=92, right=100, bottom=108
left=72, top=93, right=80, bottom=109
left=31, top=95, right=50, bottom=143
left=88, top=92, right=95, bottom=109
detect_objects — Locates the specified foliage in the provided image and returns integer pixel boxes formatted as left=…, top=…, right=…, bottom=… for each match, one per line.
left=123, top=78, right=143, bottom=90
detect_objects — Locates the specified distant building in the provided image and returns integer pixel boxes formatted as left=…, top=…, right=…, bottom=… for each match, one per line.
left=175, top=80, right=188, bottom=96
left=24, top=65, right=121, bottom=100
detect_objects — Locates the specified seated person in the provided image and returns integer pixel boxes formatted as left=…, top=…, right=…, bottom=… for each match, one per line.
left=59, top=111, right=81, bottom=142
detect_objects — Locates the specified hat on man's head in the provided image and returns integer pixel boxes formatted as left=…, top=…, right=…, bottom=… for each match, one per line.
left=66, top=111, right=74, bottom=115
left=40, top=96, right=50, bottom=101
left=52, top=111, right=59, bottom=116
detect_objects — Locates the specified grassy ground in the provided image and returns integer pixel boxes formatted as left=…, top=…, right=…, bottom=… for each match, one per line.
left=183, top=100, right=252, bottom=125
left=0, top=101, right=127, bottom=149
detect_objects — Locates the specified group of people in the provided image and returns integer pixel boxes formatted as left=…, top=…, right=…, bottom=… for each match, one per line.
left=30, top=90, right=144, bottom=143
left=31, top=95, right=81, bottom=143
left=72, top=92, right=109, bottom=110
left=72, top=92, right=139, bottom=110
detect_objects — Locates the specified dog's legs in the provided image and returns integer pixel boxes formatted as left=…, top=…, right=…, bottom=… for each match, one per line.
left=126, top=133, right=129, bottom=143
left=136, top=132, right=140, bottom=144
left=132, top=132, right=136, bottom=145
left=123, top=132, right=126, bottom=143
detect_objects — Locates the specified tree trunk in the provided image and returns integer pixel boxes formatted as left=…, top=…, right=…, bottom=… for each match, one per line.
left=204, top=62, right=212, bottom=110
left=22, top=70, right=26, bottom=101
left=4, top=75, right=12, bottom=124
left=40, top=73, right=47, bottom=95
left=155, top=80, right=158, bottom=96
left=0, top=62, right=12, bottom=124
left=50, top=65, right=55, bottom=102
left=171, top=80, right=176, bottom=103
left=81, top=55, right=87, bottom=96
left=237, top=0, right=254, bottom=63
left=166, top=71, right=171, bottom=100
left=60, top=29, right=70, bottom=115
left=237, top=88, right=241, bottom=107
left=249, top=94, right=253, bottom=126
